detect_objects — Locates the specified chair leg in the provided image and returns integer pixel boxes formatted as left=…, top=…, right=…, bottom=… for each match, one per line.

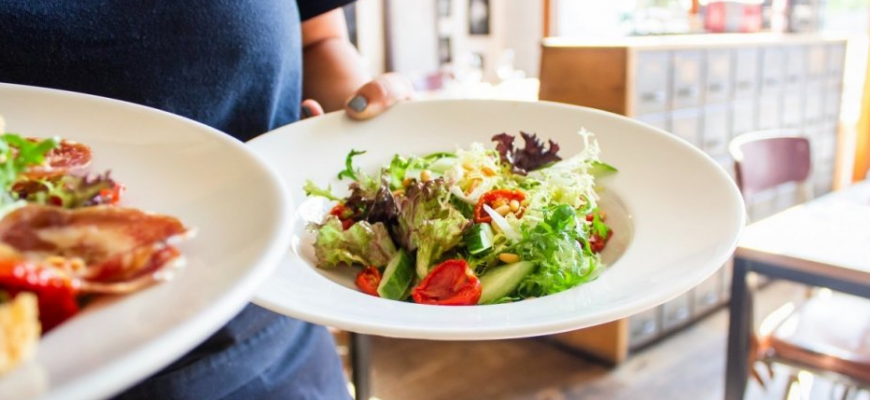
left=350, top=332, right=372, bottom=400
left=782, top=373, right=800, bottom=400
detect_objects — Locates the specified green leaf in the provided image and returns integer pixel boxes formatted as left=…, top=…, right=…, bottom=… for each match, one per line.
left=337, top=149, right=366, bottom=181
left=303, top=180, right=340, bottom=201
left=313, top=216, right=398, bottom=268
left=589, top=161, right=618, bottom=178
left=0, top=134, right=58, bottom=207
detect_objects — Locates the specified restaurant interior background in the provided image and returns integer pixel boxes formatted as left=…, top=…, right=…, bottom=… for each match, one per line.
left=334, top=1, right=870, bottom=400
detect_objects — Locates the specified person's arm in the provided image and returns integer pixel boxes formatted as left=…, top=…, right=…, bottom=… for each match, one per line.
left=301, top=9, right=412, bottom=120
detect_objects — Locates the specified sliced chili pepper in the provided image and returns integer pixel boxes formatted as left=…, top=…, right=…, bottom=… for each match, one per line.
left=412, top=259, right=481, bottom=306
left=355, top=266, right=381, bottom=297
left=0, top=258, right=79, bottom=332
left=329, top=204, right=355, bottom=230
left=473, top=189, right=526, bottom=223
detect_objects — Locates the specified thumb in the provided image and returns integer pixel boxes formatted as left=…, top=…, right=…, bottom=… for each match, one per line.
left=345, top=73, right=414, bottom=121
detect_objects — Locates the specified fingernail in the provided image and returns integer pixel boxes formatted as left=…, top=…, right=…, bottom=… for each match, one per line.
left=348, top=95, right=367, bottom=113
left=301, top=105, right=313, bottom=118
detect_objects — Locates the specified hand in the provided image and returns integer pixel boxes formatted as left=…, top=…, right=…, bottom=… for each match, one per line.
left=300, top=73, right=414, bottom=120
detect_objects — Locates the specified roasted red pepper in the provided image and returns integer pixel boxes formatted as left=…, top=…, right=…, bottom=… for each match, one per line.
left=0, top=258, right=79, bottom=332
left=412, top=259, right=481, bottom=306
left=473, top=189, right=526, bottom=223
left=329, top=204, right=355, bottom=230
left=355, top=266, right=381, bottom=297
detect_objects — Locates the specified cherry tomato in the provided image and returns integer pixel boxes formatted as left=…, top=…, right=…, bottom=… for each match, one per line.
left=473, top=189, right=525, bottom=223
left=355, top=266, right=381, bottom=297
left=0, top=258, right=79, bottom=332
left=329, top=204, right=355, bottom=230
left=412, top=259, right=481, bottom=306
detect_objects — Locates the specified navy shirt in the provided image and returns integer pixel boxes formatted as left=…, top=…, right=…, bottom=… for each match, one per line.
left=1, top=1, right=354, bottom=398
left=1, top=0, right=349, bottom=141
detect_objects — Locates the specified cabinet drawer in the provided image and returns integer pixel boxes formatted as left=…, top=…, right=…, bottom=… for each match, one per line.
left=662, top=292, right=692, bottom=331
left=635, top=112, right=671, bottom=132
left=702, top=104, right=730, bottom=156
left=826, top=43, right=846, bottom=89
left=784, top=45, right=807, bottom=92
left=671, top=108, right=702, bottom=147
left=782, top=93, right=804, bottom=129
left=732, top=98, right=757, bottom=136
left=806, top=44, right=827, bottom=84
left=804, top=85, right=825, bottom=129
left=823, top=90, right=842, bottom=125
left=705, top=49, right=732, bottom=104
left=634, top=51, right=671, bottom=114
left=672, top=50, right=703, bottom=109
left=757, top=95, right=782, bottom=130
left=628, top=307, right=661, bottom=349
left=813, top=134, right=837, bottom=165
left=734, top=47, right=760, bottom=98
left=760, top=47, right=785, bottom=94
left=693, top=272, right=722, bottom=315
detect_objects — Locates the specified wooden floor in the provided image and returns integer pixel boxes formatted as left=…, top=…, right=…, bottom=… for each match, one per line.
left=340, top=282, right=868, bottom=400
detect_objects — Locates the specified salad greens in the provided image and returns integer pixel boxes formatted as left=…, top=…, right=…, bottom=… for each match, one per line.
left=306, top=129, right=616, bottom=305
left=0, top=134, right=58, bottom=208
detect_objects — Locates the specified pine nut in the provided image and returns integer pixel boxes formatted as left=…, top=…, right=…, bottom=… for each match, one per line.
left=492, top=198, right=507, bottom=208
left=495, top=204, right=511, bottom=216
left=599, top=210, right=607, bottom=221
left=482, top=166, right=497, bottom=176
left=465, top=179, right=481, bottom=195
left=402, top=177, right=413, bottom=187
left=420, top=170, right=432, bottom=182
left=498, top=253, right=520, bottom=264
left=462, top=161, right=474, bottom=171
left=509, top=200, right=520, bottom=212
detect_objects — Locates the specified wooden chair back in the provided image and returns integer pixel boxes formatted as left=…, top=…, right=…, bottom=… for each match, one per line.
left=729, top=130, right=813, bottom=202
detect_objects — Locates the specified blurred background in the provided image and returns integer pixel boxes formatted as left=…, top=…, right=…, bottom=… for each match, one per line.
left=335, top=2, right=870, bottom=400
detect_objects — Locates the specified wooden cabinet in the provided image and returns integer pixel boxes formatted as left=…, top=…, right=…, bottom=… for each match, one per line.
left=541, top=34, right=846, bottom=364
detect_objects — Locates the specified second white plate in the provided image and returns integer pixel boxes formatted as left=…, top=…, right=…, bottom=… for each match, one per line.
left=248, top=100, right=744, bottom=340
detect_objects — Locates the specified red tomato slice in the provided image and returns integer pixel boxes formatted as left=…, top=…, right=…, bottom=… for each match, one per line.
left=355, top=266, right=381, bottom=297
left=412, top=259, right=481, bottom=306
left=0, top=256, right=79, bottom=332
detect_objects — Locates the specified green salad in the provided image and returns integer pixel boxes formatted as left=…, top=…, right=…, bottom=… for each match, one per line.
left=304, top=130, right=615, bottom=305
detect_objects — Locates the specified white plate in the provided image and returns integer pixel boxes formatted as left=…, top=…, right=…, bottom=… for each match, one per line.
left=0, top=84, right=293, bottom=400
left=248, top=100, right=744, bottom=340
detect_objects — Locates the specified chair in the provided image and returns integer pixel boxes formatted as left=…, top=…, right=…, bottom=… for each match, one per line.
left=729, top=131, right=870, bottom=399
left=729, top=130, right=813, bottom=207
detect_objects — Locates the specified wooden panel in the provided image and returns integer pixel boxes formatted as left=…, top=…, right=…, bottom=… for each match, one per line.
left=550, top=319, right=629, bottom=365
left=539, top=47, right=628, bottom=114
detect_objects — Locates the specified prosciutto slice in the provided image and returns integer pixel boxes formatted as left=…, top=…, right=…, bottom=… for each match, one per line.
left=0, top=204, right=191, bottom=294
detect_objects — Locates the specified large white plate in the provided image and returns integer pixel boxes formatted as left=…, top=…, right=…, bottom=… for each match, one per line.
left=248, top=100, right=744, bottom=340
left=0, top=84, right=293, bottom=400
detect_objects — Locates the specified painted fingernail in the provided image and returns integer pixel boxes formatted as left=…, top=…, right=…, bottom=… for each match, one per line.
left=301, top=105, right=313, bottom=118
left=348, top=95, right=367, bottom=113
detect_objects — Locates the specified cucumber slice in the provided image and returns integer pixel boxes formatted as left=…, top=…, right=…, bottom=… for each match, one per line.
left=377, top=249, right=415, bottom=300
left=478, top=261, right=536, bottom=304
left=464, top=223, right=494, bottom=255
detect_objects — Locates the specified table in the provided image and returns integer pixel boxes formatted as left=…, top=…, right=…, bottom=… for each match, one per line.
left=724, top=181, right=870, bottom=400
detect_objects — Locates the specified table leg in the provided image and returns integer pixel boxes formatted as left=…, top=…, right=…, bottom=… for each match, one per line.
left=725, top=257, right=753, bottom=400
left=350, top=332, right=372, bottom=400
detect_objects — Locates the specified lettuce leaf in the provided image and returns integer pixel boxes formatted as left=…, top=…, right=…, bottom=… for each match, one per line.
left=511, top=204, right=601, bottom=297
left=313, top=216, right=397, bottom=268
left=396, top=178, right=471, bottom=278
left=492, top=132, right=561, bottom=175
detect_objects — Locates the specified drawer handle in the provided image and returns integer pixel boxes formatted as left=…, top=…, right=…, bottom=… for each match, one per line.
left=641, top=90, right=666, bottom=102
left=737, top=81, right=752, bottom=89
left=702, top=293, right=718, bottom=305
left=677, top=87, right=698, bottom=98
left=764, top=77, right=780, bottom=86
left=708, top=82, right=723, bottom=92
